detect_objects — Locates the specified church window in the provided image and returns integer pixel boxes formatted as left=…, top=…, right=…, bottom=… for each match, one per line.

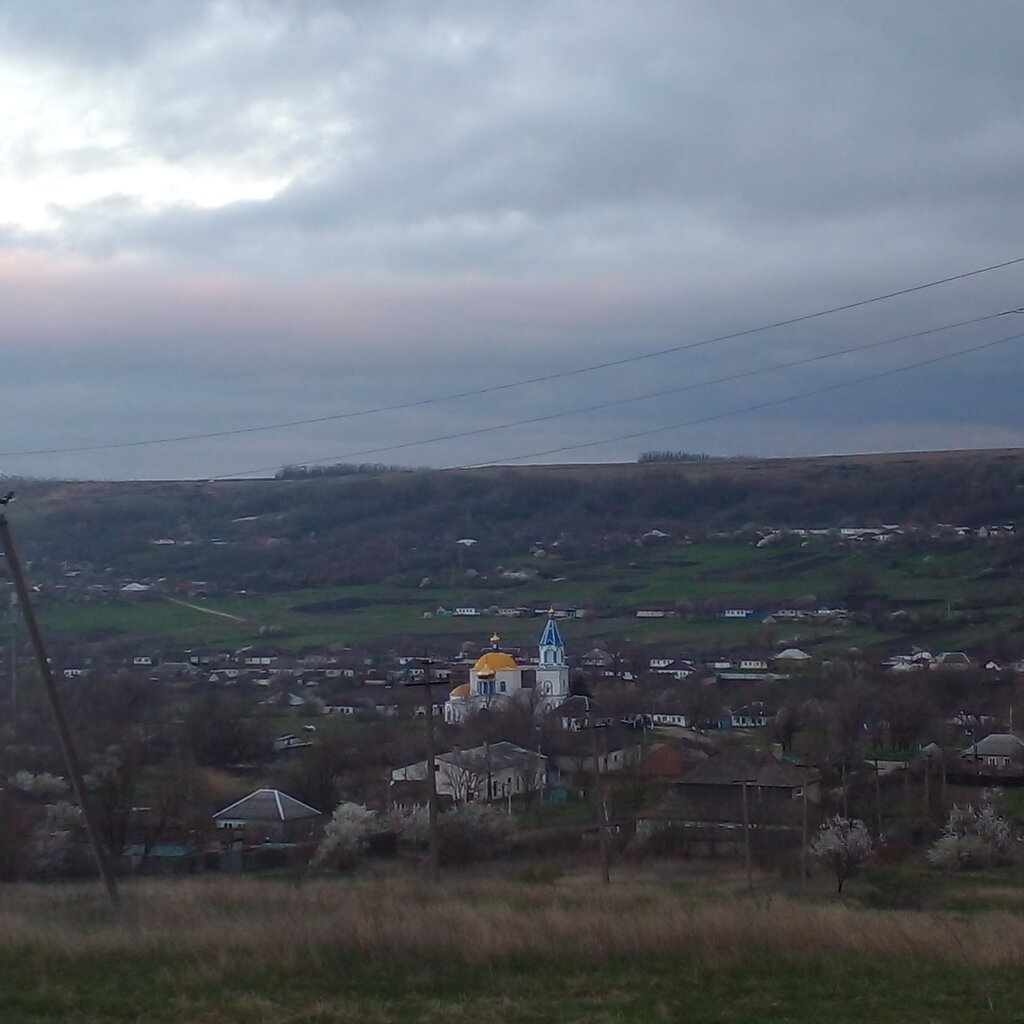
left=499, top=681, right=506, bottom=693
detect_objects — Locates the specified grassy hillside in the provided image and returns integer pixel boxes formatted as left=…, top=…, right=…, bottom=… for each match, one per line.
left=12, top=447, right=1024, bottom=583
left=6, top=448, right=1024, bottom=655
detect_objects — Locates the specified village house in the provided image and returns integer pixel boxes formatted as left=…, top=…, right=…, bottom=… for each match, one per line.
left=772, top=648, right=812, bottom=669
left=959, top=733, right=1024, bottom=768
left=212, top=789, right=323, bottom=844
left=391, top=741, right=547, bottom=804
left=675, top=748, right=820, bottom=824
left=719, top=608, right=755, bottom=620
left=726, top=703, right=773, bottom=728
left=649, top=710, right=689, bottom=727
left=545, top=729, right=641, bottom=781
left=272, top=732, right=315, bottom=754
left=549, top=695, right=603, bottom=732
left=581, top=648, right=614, bottom=671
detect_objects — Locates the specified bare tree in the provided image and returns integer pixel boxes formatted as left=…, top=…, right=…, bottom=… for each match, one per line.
left=438, top=755, right=484, bottom=805
left=772, top=703, right=805, bottom=752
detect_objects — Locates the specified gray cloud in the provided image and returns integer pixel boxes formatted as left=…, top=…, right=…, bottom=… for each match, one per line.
left=0, top=2, right=1022, bottom=478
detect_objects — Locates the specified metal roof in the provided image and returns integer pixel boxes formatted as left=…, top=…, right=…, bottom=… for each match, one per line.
left=538, top=616, right=564, bottom=649
left=213, top=788, right=322, bottom=822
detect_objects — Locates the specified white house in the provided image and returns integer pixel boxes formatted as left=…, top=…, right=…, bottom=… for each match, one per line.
left=650, top=711, right=689, bottom=727
left=391, top=741, right=547, bottom=803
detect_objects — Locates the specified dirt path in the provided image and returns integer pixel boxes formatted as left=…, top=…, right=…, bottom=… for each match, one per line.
left=166, top=597, right=249, bottom=623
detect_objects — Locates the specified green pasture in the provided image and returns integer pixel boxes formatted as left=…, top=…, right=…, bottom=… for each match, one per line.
left=33, top=538, right=1024, bottom=654
left=0, top=949, right=1015, bottom=1024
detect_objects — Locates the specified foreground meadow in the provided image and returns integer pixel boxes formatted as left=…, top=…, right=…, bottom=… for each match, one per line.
left=1, top=869, right=1023, bottom=1022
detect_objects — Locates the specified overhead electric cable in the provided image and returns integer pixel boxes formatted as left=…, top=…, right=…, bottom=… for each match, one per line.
left=2, top=255, right=1023, bottom=459
left=213, top=310, right=1019, bottom=478
left=458, top=329, right=1024, bottom=468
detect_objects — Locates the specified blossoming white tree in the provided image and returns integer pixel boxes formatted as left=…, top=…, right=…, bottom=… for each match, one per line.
left=809, top=815, right=873, bottom=893
left=313, top=802, right=377, bottom=870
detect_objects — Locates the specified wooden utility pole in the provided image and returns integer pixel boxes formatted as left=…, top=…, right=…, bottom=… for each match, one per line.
left=873, top=757, right=882, bottom=838
left=406, top=660, right=440, bottom=882
left=8, top=591, right=17, bottom=720
left=801, top=779, right=809, bottom=889
left=0, top=511, right=120, bottom=908
left=587, top=718, right=611, bottom=885
left=739, top=775, right=753, bottom=892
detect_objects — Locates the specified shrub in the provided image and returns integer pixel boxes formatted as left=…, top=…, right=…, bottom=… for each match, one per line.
left=384, top=805, right=429, bottom=850
left=437, top=804, right=513, bottom=865
left=927, top=798, right=1011, bottom=870
left=7, top=771, right=69, bottom=799
left=314, top=803, right=378, bottom=871
left=29, top=829, right=74, bottom=879
left=630, top=820, right=693, bottom=858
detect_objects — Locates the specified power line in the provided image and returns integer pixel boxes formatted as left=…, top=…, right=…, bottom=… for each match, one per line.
left=213, top=309, right=1018, bottom=478
left=458, top=329, right=1024, bottom=468
left=2, top=255, right=1023, bottom=460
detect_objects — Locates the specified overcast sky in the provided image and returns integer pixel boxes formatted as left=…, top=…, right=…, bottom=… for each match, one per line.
left=1, top=1, right=1024, bottom=480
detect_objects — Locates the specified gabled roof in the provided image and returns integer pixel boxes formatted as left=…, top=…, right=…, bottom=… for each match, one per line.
left=961, top=733, right=1024, bottom=759
left=549, top=695, right=609, bottom=719
left=439, top=741, right=547, bottom=774
left=774, top=648, right=811, bottom=661
left=213, top=788, right=321, bottom=822
left=679, top=749, right=816, bottom=789
left=641, top=742, right=707, bottom=779
left=538, top=616, right=564, bottom=649
left=550, top=695, right=591, bottom=715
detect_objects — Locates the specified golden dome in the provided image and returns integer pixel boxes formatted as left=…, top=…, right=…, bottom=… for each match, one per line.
left=449, top=683, right=471, bottom=699
left=473, top=651, right=517, bottom=673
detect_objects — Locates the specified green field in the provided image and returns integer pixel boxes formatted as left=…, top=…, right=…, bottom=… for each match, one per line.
left=34, top=536, right=1024, bottom=657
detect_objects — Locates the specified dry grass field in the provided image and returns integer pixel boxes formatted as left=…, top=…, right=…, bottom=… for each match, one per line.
left=2, top=869, right=1024, bottom=1022
left=0, top=872, right=1020, bottom=966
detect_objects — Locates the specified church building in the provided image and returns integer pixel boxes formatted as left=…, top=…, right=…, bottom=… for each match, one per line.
left=445, top=613, right=571, bottom=724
